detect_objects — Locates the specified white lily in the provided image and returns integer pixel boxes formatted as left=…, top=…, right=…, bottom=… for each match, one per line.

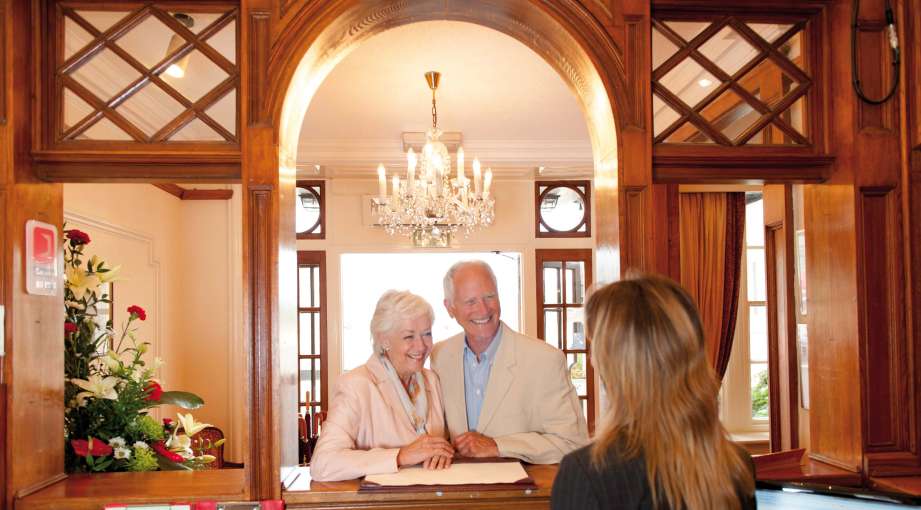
left=71, top=374, right=119, bottom=401
left=166, top=433, right=194, bottom=459
left=65, top=266, right=100, bottom=300
left=98, top=265, right=122, bottom=284
left=176, top=412, right=211, bottom=437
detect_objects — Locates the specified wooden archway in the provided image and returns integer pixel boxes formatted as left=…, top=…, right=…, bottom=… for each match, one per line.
left=244, top=0, right=654, bottom=498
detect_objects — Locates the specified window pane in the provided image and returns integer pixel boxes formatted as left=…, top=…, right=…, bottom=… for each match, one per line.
left=747, top=247, right=766, bottom=301
left=698, top=26, right=759, bottom=76
left=745, top=197, right=764, bottom=246
left=299, top=358, right=313, bottom=403
left=566, top=307, right=586, bottom=350
left=544, top=308, right=562, bottom=348
left=312, top=264, right=321, bottom=307
left=565, top=261, right=586, bottom=304
left=660, top=58, right=721, bottom=108
left=314, top=359, right=322, bottom=406
left=581, top=398, right=588, bottom=421
left=652, top=26, right=679, bottom=70
left=749, top=305, right=768, bottom=362
left=298, top=266, right=311, bottom=307
left=543, top=264, right=562, bottom=304
left=568, top=353, right=587, bottom=397
left=299, top=312, right=317, bottom=356
left=751, top=362, right=769, bottom=419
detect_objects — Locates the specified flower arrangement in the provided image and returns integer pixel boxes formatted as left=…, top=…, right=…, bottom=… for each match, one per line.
left=64, top=228, right=220, bottom=472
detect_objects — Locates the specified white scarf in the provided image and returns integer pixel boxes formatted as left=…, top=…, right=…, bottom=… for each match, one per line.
left=380, top=355, right=428, bottom=435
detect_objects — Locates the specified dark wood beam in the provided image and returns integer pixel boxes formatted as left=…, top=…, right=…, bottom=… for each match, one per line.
left=153, top=183, right=234, bottom=200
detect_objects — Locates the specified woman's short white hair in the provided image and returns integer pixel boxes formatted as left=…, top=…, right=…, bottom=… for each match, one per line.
left=370, top=290, right=434, bottom=352
left=442, top=260, right=497, bottom=304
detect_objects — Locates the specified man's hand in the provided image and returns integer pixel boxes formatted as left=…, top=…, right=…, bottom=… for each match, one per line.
left=453, top=431, right=499, bottom=458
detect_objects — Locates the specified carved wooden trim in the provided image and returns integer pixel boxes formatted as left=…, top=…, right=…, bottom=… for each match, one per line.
left=248, top=187, right=278, bottom=499
left=653, top=154, right=832, bottom=183
left=764, top=221, right=783, bottom=452
left=153, top=183, right=233, bottom=200
left=12, top=473, right=68, bottom=500
left=248, top=10, right=270, bottom=126
left=34, top=161, right=241, bottom=182
left=622, top=186, right=648, bottom=270
left=624, top=16, right=645, bottom=129
left=535, top=180, right=592, bottom=238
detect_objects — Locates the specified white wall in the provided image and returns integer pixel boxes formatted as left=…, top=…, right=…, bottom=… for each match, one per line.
left=295, top=177, right=595, bottom=398
left=64, top=183, right=245, bottom=462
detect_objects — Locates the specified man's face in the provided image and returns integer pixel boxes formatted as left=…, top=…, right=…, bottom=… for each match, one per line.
left=445, top=265, right=502, bottom=345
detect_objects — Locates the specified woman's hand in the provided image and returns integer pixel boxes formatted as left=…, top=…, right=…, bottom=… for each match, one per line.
left=397, top=434, right=454, bottom=468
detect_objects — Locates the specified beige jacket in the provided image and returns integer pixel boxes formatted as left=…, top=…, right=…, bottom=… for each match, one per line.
left=310, top=354, right=447, bottom=481
left=430, top=323, right=588, bottom=464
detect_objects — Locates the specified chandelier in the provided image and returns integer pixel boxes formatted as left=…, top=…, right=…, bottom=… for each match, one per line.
left=372, top=71, right=495, bottom=244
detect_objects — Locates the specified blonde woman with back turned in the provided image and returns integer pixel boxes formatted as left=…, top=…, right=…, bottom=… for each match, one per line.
left=551, top=273, right=756, bottom=510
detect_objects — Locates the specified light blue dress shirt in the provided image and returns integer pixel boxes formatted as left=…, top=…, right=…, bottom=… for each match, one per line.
left=463, top=327, right=503, bottom=431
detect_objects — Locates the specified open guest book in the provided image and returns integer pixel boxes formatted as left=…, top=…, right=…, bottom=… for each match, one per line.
left=360, top=458, right=536, bottom=492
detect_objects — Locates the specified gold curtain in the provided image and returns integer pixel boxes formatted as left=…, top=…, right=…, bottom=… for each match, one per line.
left=679, top=192, right=745, bottom=379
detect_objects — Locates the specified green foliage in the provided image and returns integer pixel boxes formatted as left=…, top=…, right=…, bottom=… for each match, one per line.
left=126, top=446, right=159, bottom=472
left=128, top=415, right=165, bottom=442
left=159, top=391, right=205, bottom=409
left=751, top=369, right=769, bottom=419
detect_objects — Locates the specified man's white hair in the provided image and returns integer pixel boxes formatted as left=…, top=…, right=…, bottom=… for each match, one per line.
left=442, top=260, right=498, bottom=304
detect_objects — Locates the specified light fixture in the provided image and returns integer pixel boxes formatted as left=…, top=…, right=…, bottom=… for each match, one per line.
left=698, top=78, right=713, bottom=88
left=165, top=13, right=195, bottom=79
left=371, top=71, right=495, bottom=244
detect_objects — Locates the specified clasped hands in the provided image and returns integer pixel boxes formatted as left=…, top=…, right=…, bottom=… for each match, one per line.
left=397, top=431, right=499, bottom=470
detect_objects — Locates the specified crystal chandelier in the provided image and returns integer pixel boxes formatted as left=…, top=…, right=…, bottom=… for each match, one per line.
left=372, top=71, right=495, bottom=244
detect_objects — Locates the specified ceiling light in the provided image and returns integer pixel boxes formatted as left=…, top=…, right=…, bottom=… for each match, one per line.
left=164, top=13, right=195, bottom=79
left=371, top=71, right=495, bottom=243
left=698, top=78, right=713, bottom=88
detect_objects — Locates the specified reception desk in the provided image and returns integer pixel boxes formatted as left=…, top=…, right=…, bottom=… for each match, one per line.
left=283, top=464, right=557, bottom=509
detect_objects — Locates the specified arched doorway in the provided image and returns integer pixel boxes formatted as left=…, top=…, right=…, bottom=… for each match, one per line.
left=248, top=0, right=644, bottom=498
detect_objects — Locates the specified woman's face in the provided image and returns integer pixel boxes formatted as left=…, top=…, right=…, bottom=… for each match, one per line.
left=382, top=314, right=434, bottom=379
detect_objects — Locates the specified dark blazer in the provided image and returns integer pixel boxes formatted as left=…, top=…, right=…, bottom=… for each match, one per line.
left=551, top=443, right=757, bottom=510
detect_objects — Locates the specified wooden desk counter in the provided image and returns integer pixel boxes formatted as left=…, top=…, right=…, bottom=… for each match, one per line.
left=283, top=464, right=558, bottom=510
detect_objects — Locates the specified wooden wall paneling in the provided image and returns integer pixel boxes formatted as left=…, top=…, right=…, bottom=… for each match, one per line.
left=621, top=186, right=647, bottom=271
left=0, top=0, right=6, bottom=126
left=765, top=221, right=784, bottom=451
left=248, top=10, right=270, bottom=126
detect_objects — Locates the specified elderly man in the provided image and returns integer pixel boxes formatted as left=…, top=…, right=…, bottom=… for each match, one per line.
left=430, top=260, right=588, bottom=464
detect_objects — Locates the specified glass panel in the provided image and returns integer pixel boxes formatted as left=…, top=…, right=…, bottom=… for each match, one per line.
left=64, top=16, right=94, bottom=60
left=63, top=88, right=94, bottom=130
left=75, top=10, right=130, bottom=33
left=159, top=49, right=229, bottom=102
left=566, top=307, right=586, bottom=351
left=298, top=266, right=312, bottom=307
left=115, top=83, right=184, bottom=137
left=543, top=308, right=562, bottom=348
left=296, top=187, right=320, bottom=233
left=747, top=248, right=767, bottom=302
left=77, top=117, right=133, bottom=140
left=314, top=359, right=322, bottom=406
left=660, top=58, right=721, bottom=108
left=564, top=261, right=586, bottom=304
left=312, top=262, right=321, bottom=306
left=745, top=126, right=767, bottom=145
left=749, top=305, right=768, bottom=362
left=740, top=57, right=797, bottom=109
left=540, top=187, right=585, bottom=232
left=751, top=362, right=769, bottom=419
left=206, top=22, right=236, bottom=64
left=168, top=11, right=226, bottom=35
left=664, top=121, right=716, bottom=144
left=747, top=23, right=795, bottom=44
left=168, top=118, right=224, bottom=141
left=663, top=21, right=709, bottom=42
left=701, top=89, right=758, bottom=142
left=779, top=30, right=804, bottom=70
left=542, top=263, right=562, bottom=304
left=298, top=312, right=315, bottom=355
left=782, top=96, right=806, bottom=137
left=652, top=26, right=679, bottom=70
left=299, top=358, right=313, bottom=396
left=114, top=14, right=172, bottom=69
left=653, top=94, right=681, bottom=137
left=746, top=197, right=765, bottom=246
left=568, top=353, right=588, bottom=397
left=70, top=48, right=142, bottom=101
left=205, top=88, right=236, bottom=136
left=698, top=26, right=759, bottom=76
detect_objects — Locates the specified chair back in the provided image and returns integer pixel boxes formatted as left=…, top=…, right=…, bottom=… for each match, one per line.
left=195, top=426, right=226, bottom=469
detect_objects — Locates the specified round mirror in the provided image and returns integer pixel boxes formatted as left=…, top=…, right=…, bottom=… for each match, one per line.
left=540, top=186, right=586, bottom=232
left=296, top=186, right=321, bottom=234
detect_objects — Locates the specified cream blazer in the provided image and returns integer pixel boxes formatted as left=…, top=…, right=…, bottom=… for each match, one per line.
left=309, top=354, right=447, bottom=481
left=430, top=322, right=588, bottom=464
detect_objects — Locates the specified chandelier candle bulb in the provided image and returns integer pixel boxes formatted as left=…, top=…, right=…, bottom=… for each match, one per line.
left=457, top=147, right=465, bottom=181
left=377, top=164, right=387, bottom=198
left=483, top=169, right=493, bottom=199
left=473, top=159, right=482, bottom=195
left=392, top=176, right=401, bottom=205
left=407, top=149, right=417, bottom=189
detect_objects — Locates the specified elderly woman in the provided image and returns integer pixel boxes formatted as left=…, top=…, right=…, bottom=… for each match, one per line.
left=551, top=274, right=755, bottom=510
left=310, top=290, right=453, bottom=481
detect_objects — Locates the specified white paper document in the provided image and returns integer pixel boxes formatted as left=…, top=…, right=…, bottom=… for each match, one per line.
left=364, top=461, right=529, bottom=487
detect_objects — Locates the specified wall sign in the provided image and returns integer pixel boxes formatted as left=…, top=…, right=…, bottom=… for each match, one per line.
left=25, top=219, right=59, bottom=296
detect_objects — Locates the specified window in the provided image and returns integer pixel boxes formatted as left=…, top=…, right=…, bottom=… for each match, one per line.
left=652, top=15, right=812, bottom=145
left=297, top=251, right=327, bottom=422
left=296, top=180, right=324, bottom=239
left=339, top=252, right=522, bottom=372
left=722, top=193, right=769, bottom=433
left=535, top=181, right=591, bottom=237
left=536, top=249, right=595, bottom=431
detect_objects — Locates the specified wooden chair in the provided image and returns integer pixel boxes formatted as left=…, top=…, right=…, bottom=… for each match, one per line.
left=194, top=426, right=244, bottom=469
left=304, top=411, right=327, bottom=465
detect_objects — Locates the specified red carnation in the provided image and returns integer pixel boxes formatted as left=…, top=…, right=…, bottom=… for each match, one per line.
left=145, top=381, right=163, bottom=402
left=64, top=322, right=78, bottom=334
left=153, top=440, right=184, bottom=463
left=71, top=437, right=113, bottom=458
left=163, top=418, right=173, bottom=428
left=65, top=229, right=91, bottom=246
left=127, top=305, right=147, bottom=321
